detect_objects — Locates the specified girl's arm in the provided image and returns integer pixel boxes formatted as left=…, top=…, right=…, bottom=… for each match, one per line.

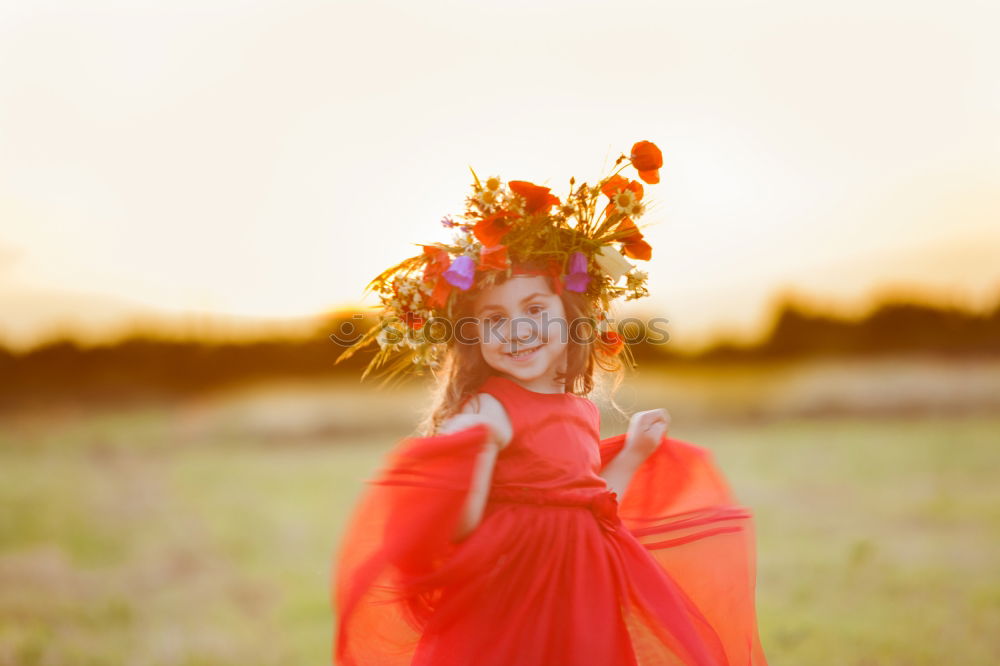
left=436, top=395, right=512, bottom=542
left=599, top=446, right=648, bottom=498
left=599, top=408, right=670, bottom=498
left=453, top=438, right=502, bottom=541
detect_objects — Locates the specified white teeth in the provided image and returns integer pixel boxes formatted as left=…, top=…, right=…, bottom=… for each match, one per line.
left=507, top=346, right=540, bottom=358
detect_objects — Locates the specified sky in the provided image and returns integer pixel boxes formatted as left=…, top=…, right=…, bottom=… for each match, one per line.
left=1, top=0, right=998, bottom=353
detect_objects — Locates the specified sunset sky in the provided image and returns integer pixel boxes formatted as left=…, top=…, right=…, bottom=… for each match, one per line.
left=1, top=0, right=998, bottom=353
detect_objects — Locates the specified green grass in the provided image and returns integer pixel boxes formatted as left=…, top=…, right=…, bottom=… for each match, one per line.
left=703, top=415, right=1000, bottom=665
left=1, top=387, right=998, bottom=665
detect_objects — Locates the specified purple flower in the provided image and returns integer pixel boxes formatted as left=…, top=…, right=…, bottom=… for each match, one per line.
left=440, top=215, right=456, bottom=228
left=564, top=251, right=591, bottom=292
left=443, top=255, right=476, bottom=290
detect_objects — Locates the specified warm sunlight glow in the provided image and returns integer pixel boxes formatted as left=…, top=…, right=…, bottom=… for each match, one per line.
left=1, top=1, right=998, bottom=352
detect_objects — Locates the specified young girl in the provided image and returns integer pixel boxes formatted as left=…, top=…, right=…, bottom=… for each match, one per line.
left=331, top=142, right=767, bottom=665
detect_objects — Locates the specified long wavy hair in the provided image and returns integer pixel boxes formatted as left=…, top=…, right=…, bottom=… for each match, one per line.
left=413, top=267, right=631, bottom=437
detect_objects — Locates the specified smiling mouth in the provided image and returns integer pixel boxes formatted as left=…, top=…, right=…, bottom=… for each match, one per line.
left=505, top=345, right=543, bottom=359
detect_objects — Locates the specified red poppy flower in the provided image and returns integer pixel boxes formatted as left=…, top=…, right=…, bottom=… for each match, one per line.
left=473, top=210, right=518, bottom=246
left=601, top=174, right=645, bottom=219
left=615, top=218, right=652, bottom=261
left=508, top=180, right=561, bottom=215
left=403, top=310, right=426, bottom=330
left=420, top=245, right=455, bottom=309
left=630, top=140, right=662, bottom=184
left=478, top=244, right=509, bottom=271
left=599, top=330, right=625, bottom=356
left=421, top=245, right=451, bottom=281
left=600, top=174, right=644, bottom=200
left=426, top=278, right=452, bottom=309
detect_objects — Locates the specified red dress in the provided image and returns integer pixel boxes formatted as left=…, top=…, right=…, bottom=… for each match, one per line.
left=331, top=374, right=767, bottom=665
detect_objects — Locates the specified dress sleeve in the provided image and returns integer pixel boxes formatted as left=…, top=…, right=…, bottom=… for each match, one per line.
left=599, top=433, right=769, bottom=666
left=331, top=423, right=492, bottom=666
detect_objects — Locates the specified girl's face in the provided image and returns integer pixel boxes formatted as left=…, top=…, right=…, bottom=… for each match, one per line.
left=472, top=275, right=569, bottom=394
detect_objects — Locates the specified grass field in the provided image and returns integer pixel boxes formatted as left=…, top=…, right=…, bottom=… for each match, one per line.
left=1, top=366, right=998, bottom=665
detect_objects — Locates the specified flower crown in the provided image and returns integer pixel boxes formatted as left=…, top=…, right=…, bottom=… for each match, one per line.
left=335, top=140, right=664, bottom=384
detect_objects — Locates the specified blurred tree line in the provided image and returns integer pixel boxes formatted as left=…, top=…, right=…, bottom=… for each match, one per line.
left=676, top=296, right=1000, bottom=362
left=1, top=294, right=998, bottom=412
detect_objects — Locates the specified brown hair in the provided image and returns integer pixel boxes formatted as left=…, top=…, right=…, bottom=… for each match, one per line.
left=413, top=267, right=631, bottom=437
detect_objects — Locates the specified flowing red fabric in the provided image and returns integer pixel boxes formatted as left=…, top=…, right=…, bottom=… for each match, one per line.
left=331, top=375, right=767, bottom=665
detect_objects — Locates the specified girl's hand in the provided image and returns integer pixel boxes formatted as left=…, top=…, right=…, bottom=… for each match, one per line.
left=437, top=401, right=512, bottom=450
left=624, top=408, right=670, bottom=460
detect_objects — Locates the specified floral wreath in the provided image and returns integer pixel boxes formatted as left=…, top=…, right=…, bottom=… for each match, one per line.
left=335, top=140, right=664, bottom=383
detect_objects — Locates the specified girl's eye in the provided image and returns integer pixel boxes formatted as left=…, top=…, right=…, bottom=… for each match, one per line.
left=483, top=305, right=542, bottom=322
